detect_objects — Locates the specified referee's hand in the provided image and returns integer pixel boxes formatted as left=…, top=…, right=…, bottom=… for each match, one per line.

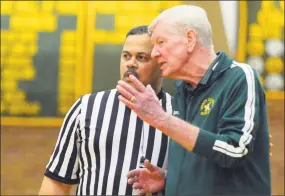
left=127, top=159, right=165, bottom=195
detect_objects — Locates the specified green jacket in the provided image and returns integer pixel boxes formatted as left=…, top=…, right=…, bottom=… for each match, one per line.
left=166, top=52, right=271, bottom=195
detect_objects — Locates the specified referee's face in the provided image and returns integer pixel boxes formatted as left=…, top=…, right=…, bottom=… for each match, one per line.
left=120, top=34, right=161, bottom=89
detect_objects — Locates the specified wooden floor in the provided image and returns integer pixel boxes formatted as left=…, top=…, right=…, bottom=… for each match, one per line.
left=1, top=100, right=284, bottom=195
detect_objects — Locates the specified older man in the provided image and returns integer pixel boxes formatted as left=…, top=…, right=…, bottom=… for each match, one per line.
left=117, top=5, right=271, bottom=196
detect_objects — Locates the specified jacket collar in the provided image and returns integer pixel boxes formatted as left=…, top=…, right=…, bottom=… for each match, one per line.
left=174, top=52, right=233, bottom=91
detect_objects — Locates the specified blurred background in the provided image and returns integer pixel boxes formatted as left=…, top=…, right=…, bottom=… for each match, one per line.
left=1, top=1, right=284, bottom=195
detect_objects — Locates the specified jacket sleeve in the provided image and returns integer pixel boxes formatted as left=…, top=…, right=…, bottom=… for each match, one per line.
left=193, top=66, right=267, bottom=168
left=44, top=97, right=82, bottom=184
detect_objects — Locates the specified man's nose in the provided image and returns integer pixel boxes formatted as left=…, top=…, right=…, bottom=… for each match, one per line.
left=151, top=47, right=160, bottom=58
left=126, top=57, right=138, bottom=68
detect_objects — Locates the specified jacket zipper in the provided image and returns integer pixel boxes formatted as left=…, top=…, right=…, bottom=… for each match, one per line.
left=175, top=93, right=194, bottom=195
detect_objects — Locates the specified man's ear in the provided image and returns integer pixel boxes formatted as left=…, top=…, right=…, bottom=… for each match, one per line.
left=186, top=29, right=197, bottom=53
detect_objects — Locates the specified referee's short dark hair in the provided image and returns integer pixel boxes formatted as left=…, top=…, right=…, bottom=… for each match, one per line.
left=126, top=25, right=148, bottom=38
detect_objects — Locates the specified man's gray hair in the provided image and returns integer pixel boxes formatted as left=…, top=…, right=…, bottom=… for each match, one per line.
left=148, top=5, right=213, bottom=48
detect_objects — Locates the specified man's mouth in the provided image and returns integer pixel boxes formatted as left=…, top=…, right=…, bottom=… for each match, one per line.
left=160, top=62, right=167, bottom=70
left=159, top=61, right=167, bottom=67
left=123, top=68, right=139, bottom=79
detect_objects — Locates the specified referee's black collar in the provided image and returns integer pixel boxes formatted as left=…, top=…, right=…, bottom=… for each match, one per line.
left=157, top=88, right=164, bottom=100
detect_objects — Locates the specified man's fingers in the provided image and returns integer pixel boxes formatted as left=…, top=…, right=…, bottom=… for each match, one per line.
left=118, top=95, right=135, bottom=109
left=136, top=189, right=146, bottom=196
left=129, top=75, right=146, bottom=93
left=128, top=176, right=139, bottom=184
left=127, top=169, right=140, bottom=178
left=146, top=84, right=157, bottom=96
left=128, top=178, right=133, bottom=184
left=116, top=84, right=136, bottom=101
left=133, top=182, right=144, bottom=190
left=270, top=143, right=273, bottom=147
left=144, top=159, right=157, bottom=172
left=117, top=79, right=141, bottom=99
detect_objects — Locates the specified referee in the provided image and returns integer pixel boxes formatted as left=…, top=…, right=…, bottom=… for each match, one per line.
left=38, top=25, right=173, bottom=195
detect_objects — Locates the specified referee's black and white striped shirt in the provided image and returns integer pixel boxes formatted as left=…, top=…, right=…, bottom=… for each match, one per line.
left=45, top=89, right=173, bottom=195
